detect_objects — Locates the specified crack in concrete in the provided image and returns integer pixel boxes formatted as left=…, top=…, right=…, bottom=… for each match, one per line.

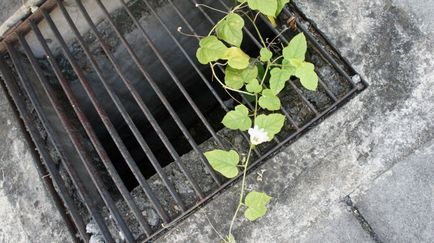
left=344, top=195, right=383, bottom=243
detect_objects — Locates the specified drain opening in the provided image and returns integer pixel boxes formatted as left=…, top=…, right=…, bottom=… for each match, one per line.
left=0, top=0, right=366, bottom=242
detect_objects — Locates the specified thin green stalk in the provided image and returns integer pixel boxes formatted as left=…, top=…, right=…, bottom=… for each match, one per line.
left=210, top=63, right=256, bottom=96
left=228, top=144, right=254, bottom=236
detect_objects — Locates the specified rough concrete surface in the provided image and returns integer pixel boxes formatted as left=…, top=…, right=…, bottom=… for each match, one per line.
left=157, top=0, right=434, bottom=242
left=355, top=140, right=434, bottom=243
left=0, top=86, right=71, bottom=242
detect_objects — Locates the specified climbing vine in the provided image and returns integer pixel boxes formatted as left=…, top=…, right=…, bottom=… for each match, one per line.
left=188, top=0, right=318, bottom=242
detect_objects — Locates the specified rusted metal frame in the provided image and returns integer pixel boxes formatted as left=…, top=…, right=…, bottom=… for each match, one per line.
left=54, top=1, right=204, bottom=205
left=216, top=0, right=300, bottom=131
left=257, top=14, right=320, bottom=115
left=40, top=9, right=172, bottom=224
left=28, top=20, right=153, bottom=237
left=5, top=42, right=114, bottom=243
left=15, top=33, right=135, bottom=243
left=0, top=0, right=58, bottom=52
left=0, top=58, right=87, bottom=243
left=73, top=0, right=222, bottom=187
left=282, top=7, right=358, bottom=88
left=167, top=0, right=264, bottom=156
left=63, top=1, right=205, bottom=201
left=118, top=0, right=225, bottom=150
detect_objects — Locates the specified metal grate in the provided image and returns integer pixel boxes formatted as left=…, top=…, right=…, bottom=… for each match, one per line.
left=0, top=0, right=366, bottom=242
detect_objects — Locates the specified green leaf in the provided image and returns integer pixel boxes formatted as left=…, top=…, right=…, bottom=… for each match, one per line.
left=269, top=67, right=291, bottom=95
left=281, top=59, right=297, bottom=75
left=196, top=36, right=228, bottom=64
left=244, top=191, right=272, bottom=221
left=224, top=65, right=258, bottom=90
left=276, top=0, right=290, bottom=16
left=255, top=113, right=285, bottom=141
left=260, top=48, right=273, bottom=62
left=222, top=104, right=252, bottom=131
left=204, top=150, right=239, bottom=178
left=295, top=61, right=318, bottom=91
left=216, top=13, right=245, bottom=47
left=246, top=79, right=263, bottom=93
left=223, top=47, right=250, bottom=69
left=225, top=67, right=245, bottom=90
left=258, top=89, right=281, bottom=111
left=247, top=0, right=278, bottom=16
left=282, top=32, right=307, bottom=61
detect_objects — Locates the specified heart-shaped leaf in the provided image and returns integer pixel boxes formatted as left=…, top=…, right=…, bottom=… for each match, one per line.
left=258, top=89, right=281, bottom=111
left=216, top=13, right=245, bottom=47
left=247, top=0, right=278, bottom=17
left=196, top=36, right=228, bottom=64
left=269, top=67, right=291, bottom=95
left=224, top=47, right=250, bottom=69
left=244, top=191, right=272, bottom=221
left=224, top=65, right=258, bottom=89
left=295, top=61, right=318, bottom=91
left=255, top=113, right=285, bottom=141
left=246, top=79, right=263, bottom=93
left=260, top=48, right=273, bottom=62
left=276, top=0, right=290, bottom=16
left=222, top=104, right=252, bottom=131
left=204, top=150, right=240, bottom=178
left=282, top=32, right=307, bottom=61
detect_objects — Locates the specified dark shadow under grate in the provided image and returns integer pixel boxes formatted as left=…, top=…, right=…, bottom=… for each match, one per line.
left=0, top=0, right=366, bottom=242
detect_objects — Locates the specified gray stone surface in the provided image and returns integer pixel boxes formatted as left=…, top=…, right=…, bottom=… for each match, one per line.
left=355, top=140, right=434, bottom=243
left=297, top=204, right=374, bottom=243
left=0, top=0, right=22, bottom=24
left=0, top=86, right=71, bottom=242
left=158, top=0, right=434, bottom=242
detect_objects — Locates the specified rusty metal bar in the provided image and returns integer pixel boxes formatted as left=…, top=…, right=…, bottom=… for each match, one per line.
left=54, top=0, right=204, bottom=205
left=72, top=0, right=222, bottom=186
left=28, top=20, right=153, bottom=237
left=5, top=42, right=114, bottom=243
left=0, top=0, right=58, bottom=52
left=167, top=0, right=273, bottom=149
left=0, top=58, right=87, bottom=243
left=40, top=8, right=172, bottom=223
left=15, top=33, right=135, bottom=242
left=118, top=0, right=225, bottom=150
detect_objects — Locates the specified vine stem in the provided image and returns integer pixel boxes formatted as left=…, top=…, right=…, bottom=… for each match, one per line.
left=228, top=143, right=254, bottom=237
left=210, top=63, right=256, bottom=96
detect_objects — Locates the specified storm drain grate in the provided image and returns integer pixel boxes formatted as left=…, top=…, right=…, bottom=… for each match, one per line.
left=0, top=0, right=366, bottom=242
